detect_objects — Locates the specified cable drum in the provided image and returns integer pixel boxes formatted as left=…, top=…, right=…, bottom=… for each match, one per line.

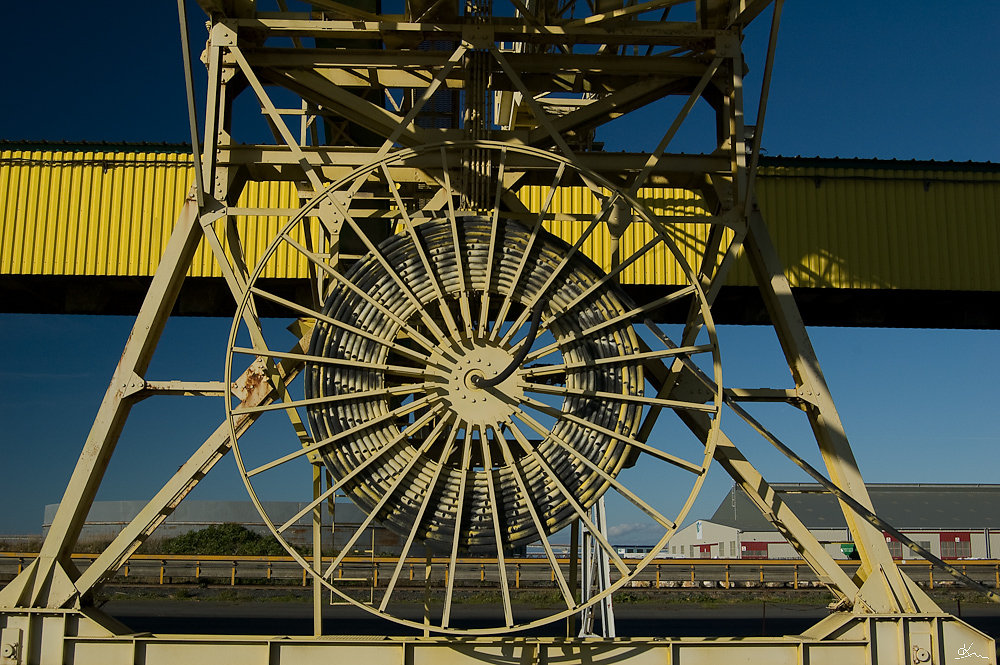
left=306, top=215, right=644, bottom=552
left=227, top=140, right=723, bottom=633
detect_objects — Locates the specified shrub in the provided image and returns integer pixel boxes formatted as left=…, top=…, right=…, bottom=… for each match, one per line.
left=161, top=523, right=288, bottom=556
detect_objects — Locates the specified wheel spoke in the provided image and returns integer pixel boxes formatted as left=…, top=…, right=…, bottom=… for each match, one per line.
left=501, top=417, right=629, bottom=575
left=232, top=382, right=428, bottom=416
left=646, top=317, right=714, bottom=376
left=323, top=413, right=455, bottom=578
left=487, top=425, right=576, bottom=608
left=381, top=162, right=463, bottom=343
left=281, top=232, right=443, bottom=354
left=633, top=317, right=723, bottom=443
left=522, top=344, right=712, bottom=377
left=336, top=199, right=455, bottom=346
left=274, top=404, right=446, bottom=533
left=246, top=396, right=440, bottom=477
left=442, top=419, right=474, bottom=628
left=520, top=396, right=705, bottom=474
left=523, top=382, right=716, bottom=415
left=497, top=194, right=621, bottom=347
left=543, top=232, right=663, bottom=328
left=512, top=405, right=677, bottom=530
left=488, top=162, right=567, bottom=342
left=478, top=425, right=514, bottom=627
left=522, top=285, right=696, bottom=363
left=232, top=305, right=316, bottom=448
left=477, top=147, right=509, bottom=337
left=440, top=147, right=475, bottom=339
left=232, top=346, right=438, bottom=379
left=380, top=418, right=461, bottom=611
left=249, top=286, right=431, bottom=363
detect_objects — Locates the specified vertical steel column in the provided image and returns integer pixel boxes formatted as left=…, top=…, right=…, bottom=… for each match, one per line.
left=741, top=208, right=921, bottom=611
left=0, top=193, right=204, bottom=609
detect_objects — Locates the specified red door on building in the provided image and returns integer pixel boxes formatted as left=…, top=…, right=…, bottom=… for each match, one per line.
left=882, top=532, right=903, bottom=559
left=697, top=544, right=712, bottom=559
left=940, top=532, right=972, bottom=559
left=741, top=542, right=767, bottom=559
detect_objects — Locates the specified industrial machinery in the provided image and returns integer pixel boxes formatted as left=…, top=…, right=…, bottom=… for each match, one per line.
left=0, top=0, right=995, bottom=662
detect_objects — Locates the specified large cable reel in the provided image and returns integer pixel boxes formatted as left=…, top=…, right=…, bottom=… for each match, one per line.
left=225, top=141, right=724, bottom=633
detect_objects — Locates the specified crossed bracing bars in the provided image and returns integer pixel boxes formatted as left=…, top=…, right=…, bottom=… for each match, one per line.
left=3, top=0, right=991, bottom=624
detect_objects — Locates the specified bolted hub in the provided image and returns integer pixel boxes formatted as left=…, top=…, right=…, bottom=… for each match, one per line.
left=435, top=343, right=524, bottom=425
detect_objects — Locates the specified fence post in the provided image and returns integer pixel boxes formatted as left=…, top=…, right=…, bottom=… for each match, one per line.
left=374, top=563, right=379, bottom=587
left=196, top=561, right=201, bottom=580
left=303, top=567, right=308, bottom=587
left=793, top=564, right=798, bottom=590
left=410, top=563, right=414, bottom=582
left=759, top=565, right=764, bottom=584
left=725, top=564, right=730, bottom=589
left=928, top=564, right=934, bottom=590
left=656, top=564, right=660, bottom=588
left=690, top=565, right=695, bottom=584
left=160, top=561, right=166, bottom=585
left=480, top=562, right=485, bottom=582
left=516, top=563, right=521, bottom=588
left=231, top=561, right=237, bottom=586
left=995, top=564, right=998, bottom=589
left=17, top=558, right=23, bottom=574
left=267, top=561, right=271, bottom=580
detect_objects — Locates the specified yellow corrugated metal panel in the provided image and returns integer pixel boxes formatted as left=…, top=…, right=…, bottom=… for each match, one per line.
left=0, top=149, right=193, bottom=277
left=515, top=166, right=1000, bottom=292
left=745, top=165, right=1000, bottom=291
left=3, top=148, right=999, bottom=292
left=230, top=180, right=309, bottom=279
left=0, top=148, right=313, bottom=279
left=517, top=185, right=716, bottom=286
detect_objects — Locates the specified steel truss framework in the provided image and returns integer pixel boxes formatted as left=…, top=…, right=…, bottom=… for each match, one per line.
left=0, top=0, right=994, bottom=662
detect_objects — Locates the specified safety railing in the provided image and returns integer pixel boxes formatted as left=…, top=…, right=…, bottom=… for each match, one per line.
left=3, top=553, right=999, bottom=590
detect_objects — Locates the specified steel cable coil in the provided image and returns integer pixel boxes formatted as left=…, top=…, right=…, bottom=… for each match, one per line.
left=305, top=216, right=644, bottom=552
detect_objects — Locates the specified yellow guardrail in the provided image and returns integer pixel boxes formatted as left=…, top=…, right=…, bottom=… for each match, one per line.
left=3, top=553, right=999, bottom=590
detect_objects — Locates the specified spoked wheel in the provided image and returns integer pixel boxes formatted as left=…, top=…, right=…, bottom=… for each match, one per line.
left=225, top=141, right=723, bottom=634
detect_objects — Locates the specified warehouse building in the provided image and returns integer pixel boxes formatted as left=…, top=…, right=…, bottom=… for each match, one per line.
left=668, top=484, right=1000, bottom=560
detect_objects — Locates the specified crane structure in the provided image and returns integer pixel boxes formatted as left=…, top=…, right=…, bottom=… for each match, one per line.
left=0, top=0, right=994, bottom=663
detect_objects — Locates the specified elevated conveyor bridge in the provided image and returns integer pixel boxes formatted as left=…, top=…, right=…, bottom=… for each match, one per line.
left=3, top=142, right=998, bottom=327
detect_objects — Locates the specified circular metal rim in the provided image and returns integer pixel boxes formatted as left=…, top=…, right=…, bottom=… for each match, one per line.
left=224, top=139, right=724, bottom=635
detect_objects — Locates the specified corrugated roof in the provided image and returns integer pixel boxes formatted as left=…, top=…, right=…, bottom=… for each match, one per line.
left=709, top=484, right=1000, bottom=531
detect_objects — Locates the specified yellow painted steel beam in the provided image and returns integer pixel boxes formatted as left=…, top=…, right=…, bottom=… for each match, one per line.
left=2, top=147, right=999, bottom=292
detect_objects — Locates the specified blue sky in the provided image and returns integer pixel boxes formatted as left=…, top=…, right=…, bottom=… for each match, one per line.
left=0, top=1, right=997, bottom=538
